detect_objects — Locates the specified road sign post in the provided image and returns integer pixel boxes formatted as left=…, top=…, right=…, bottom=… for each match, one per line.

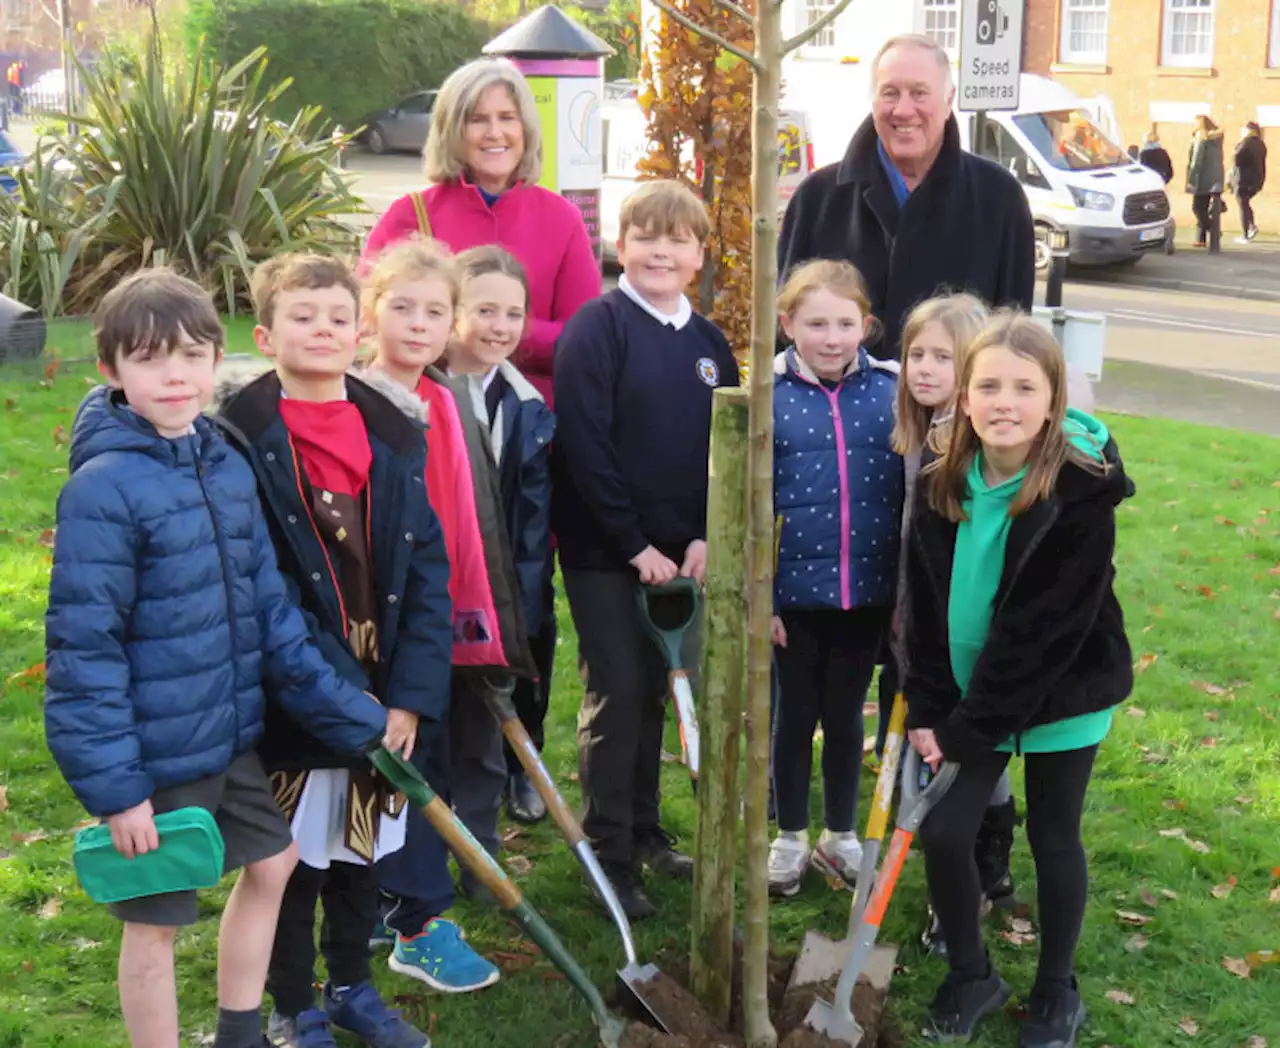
left=957, top=0, right=1025, bottom=115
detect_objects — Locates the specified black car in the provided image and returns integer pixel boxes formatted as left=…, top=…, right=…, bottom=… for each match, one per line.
left=356, top=90, right=438, bottom=155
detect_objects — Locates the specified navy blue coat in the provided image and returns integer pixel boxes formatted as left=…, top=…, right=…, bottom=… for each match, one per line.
left=773, top=348, right=903, bottom=611
left=215, top=368, right=453, bottom=781
left=492, top=362, right=554, bottom=638
left=45, top=387, right=387, bottom=817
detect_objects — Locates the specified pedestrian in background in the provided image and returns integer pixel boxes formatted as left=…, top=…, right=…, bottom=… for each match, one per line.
left=1186, top=115, right=1226, bottom=248
left=1138, top=129, right=1173, bottom=185
left=1230, top=122, right=1266, bottom=243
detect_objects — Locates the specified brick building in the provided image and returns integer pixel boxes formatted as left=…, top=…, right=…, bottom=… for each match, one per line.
left=1022, top=0, right=1280, bottom=236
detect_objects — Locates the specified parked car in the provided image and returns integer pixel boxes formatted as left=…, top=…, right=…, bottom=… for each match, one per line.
left=355, top=90, right=438, bottom=155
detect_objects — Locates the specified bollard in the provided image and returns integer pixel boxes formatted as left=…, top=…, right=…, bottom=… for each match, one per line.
left=1042, top=227, right=1070, bottom=346
left=332, top=125, right=345, bottom=170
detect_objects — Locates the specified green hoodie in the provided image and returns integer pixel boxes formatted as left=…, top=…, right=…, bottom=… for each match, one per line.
left=947, top=409, right=1115, bottom=754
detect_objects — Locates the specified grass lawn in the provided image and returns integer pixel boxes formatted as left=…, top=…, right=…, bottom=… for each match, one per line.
left=1, top=321, right=1278, bottom=1048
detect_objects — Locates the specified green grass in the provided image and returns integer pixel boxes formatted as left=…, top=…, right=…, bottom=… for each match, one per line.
left=2, top=322, right=1278, bottom=1047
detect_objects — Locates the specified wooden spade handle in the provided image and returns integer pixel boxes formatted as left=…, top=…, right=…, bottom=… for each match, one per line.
left=501, top=718, right=584, bottom=846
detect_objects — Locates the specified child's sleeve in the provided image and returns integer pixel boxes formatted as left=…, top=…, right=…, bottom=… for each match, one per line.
left=44, top=477, right=150, bottom=817
left=251, top=510, right=387, bottom=754
left=384, top=490, right=453, bottom=727
left=512, top=406, right=555, bottom=636
left=932, top=502, right=1116, bottom=761
left=552, top=303, right=649, bottom=560
left=901, top=502, right=962, bottom=734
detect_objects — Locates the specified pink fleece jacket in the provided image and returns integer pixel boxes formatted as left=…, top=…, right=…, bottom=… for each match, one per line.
left=362, top=178, right=602, bottom=408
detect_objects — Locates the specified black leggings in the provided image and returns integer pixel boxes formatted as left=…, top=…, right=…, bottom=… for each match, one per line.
left=1238, top=191, right=1257, bottom=235
left=919, top=745, right=1098, bottom=985
left=772, top=607, right=890, bottom=833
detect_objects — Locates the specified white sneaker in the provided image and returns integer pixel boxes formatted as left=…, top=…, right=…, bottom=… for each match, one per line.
left=1234, top=236, right=1251, bottom=245
left=768, top=830, right=810, bottom=897
left=811, top=829, right=863, bottom=889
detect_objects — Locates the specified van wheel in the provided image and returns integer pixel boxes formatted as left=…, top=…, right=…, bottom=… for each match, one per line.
left=1034, top=225, right=1052, bottom=272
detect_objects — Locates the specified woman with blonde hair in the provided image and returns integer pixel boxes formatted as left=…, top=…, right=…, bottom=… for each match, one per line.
left=1186, top=114, right=1226, bottom=247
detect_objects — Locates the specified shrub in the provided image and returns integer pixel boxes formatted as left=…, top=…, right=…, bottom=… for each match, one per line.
left=184, top=0, right=487, bottom=130
left=0, top=42, right=363, bottom=317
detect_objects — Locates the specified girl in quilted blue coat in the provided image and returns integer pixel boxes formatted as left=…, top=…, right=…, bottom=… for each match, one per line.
left=767, top=259, right=903, bottom=898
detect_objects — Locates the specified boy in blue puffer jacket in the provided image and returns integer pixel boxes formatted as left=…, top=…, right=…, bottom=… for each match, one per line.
left=767, top=259, right=903, bottom=899
left=44, top=269, right=389, bottom=1048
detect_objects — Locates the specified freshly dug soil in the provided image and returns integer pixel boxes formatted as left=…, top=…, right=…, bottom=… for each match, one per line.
left=617, top=951, right=900, bottom=1048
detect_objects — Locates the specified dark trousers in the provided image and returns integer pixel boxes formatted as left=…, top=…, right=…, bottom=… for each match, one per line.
left=1192, top=193, right=1218, bottom=243
left=772, top=607, right=890, bottom=834
left=1239, top=191, right=1257, bottom=234
left=505, top=579, right=558, bottom=775
left=566, top=567, right=699, bottom=866
left=920, top=745, right=1099, bottom=986
left=376, top=804, right=456, bottom=936
left=449, top=677, right=505, bottom=890
left=268, top=860, right=377, bottom=1017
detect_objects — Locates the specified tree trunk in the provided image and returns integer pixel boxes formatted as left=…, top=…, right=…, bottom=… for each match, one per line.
left=690, top=387, right=750, bottom=1026
left=742, top=0, right=779, bottom=1045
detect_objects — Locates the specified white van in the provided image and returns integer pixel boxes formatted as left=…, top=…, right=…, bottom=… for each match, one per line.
left=599, top=95, right=815, bottom=262
left=956, top=76, right=1174, bottom=271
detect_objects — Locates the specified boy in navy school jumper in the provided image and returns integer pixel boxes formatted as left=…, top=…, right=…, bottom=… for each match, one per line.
left=552, top=180, right=740, bottom=919
left=44, top=269, right=388, bottom=1048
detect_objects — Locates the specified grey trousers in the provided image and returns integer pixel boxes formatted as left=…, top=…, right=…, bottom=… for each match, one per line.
left=449, top=677, right=505, bottom=888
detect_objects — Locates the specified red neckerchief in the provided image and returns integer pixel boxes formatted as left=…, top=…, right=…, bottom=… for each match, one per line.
left=278, top=398, right=372, bottom=498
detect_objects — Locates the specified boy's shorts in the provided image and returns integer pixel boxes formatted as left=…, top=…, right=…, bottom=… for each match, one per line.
left=108, top=750, right=293, bottom=927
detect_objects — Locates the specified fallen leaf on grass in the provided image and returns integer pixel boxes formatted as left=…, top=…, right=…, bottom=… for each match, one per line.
left=1134, top=653, right=1158, bottom=673
left=1214, top=516, right=1237, bottom=527
left=1200, top=736, right=1219, bottom=749
left=1159, top=828, right=1187, bottom=839
left=0, top=785, right=7, bottom=812
left=1126, top=706, right=1146, bottom=718
left=1162, top=799, right=1186, bottom=811
left=1236, top=795, right=1254, bottom=806
left=1179, top=1017, right=1200, bottom=1036
left=3, top=397, right=15, bottom=411
left=1116, top=910, right=1153, bottom=926
left=1140, top=888, right=1159, bottom=907
left=503, top=855, right=533, bottom=875
left=52, top=424, right=67, bottom=447
left=1223, top=956, right=1251, bottom=979
left=541, top=971, right=566, bottom=981
left=428, top=1014, right=438, bottom=1038
left=500, top=826, right=526, bottom=843
left=490, top=950, right=535, bottom=972
left=1008, top=917, right=1033, bottom=933
left=5, top=662, right=45, bottom=685
left=1246, top=949, right=1278, bottom=969
left=1123, top=933, right=1149, bottom=952
left=71, top=938, right=100, bottom=951
left=1191, top=680, right=1230, bottom=696
left=1269, top=564, right=1280, bottom=577
left=1246, top=1037, right=1267, bottom=1048
left=11, top=828, right=48, bottom=845
left=1187, top=838, right=1211, bottom=854
left=1105, top=989, right=1136, bottom=1005
left=1268, top=886, right=1280, bottom=904
left=1140, top=749, right=1168, bottom=765
left=1211, top=877, right=1237, bottom=899
left=1204, top=710, right=1220, bottom=721
left=37, top=528, right=55, bottom=548
left=1196, top=585, right=1216, bottom=599
left=568, top=772, right=579, bottom=783
left=1161, top=888, right=1179, bottom=899
left=37, top=897, right=61, bottom=919
left=1000, top=929, right=1036, bottom=946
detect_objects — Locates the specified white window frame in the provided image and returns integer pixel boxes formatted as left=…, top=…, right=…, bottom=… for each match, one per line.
left=1161, top=0, right=1215, bottom=68
left=920, top=0, right=960, bottom=58
left=1269, top=0, right=1280, bottom=68
left=1059, top=0, right=1109, bottom=65
left=797, top=0, right=838, bottom=53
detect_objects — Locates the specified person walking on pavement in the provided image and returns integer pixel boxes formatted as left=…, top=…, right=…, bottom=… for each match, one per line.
left=1230, top=122, right=1266, bottom=243
left=1186, top=115, right=1226, bottom=248
left=1138, top=129, right=1173, bottom=185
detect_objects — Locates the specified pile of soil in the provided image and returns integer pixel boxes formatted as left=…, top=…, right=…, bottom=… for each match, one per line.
left=615, top=949, right=902, bottom=1048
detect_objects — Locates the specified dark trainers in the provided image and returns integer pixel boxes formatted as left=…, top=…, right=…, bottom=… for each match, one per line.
left=323, top=981, right=429, bottom=1048
left=597, top=861, right=657, bottom=920
left=634, top=827, right=694, bottom=879
left=922, top=967, right=1012, bottom=1042
left=505, top=772, right=547, bottom=824
left=975, top=799, right=1019, bottom=908
left=266, top=1008, right=338, bottom=1048
left=1020, top=978, right=1087, bottom=1048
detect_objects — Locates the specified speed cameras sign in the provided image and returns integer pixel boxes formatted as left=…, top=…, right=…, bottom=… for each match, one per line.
left=958, top=0, right=1024, bottom=112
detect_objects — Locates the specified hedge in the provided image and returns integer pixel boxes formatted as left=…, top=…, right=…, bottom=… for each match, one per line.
left=184, top=0, right=488, bottom=130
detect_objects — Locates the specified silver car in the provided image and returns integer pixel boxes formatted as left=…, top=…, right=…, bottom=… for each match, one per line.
left=358, top=90, right=438, bottom=155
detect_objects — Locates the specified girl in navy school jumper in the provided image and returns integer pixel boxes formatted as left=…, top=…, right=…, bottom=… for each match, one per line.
left=443, top=244, right=554, bottom=893
left=767, top=259, right=903, bottom=899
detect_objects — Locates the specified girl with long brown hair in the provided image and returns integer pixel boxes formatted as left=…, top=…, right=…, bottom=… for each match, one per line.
left=904, top=313, right=1134, bottom=1047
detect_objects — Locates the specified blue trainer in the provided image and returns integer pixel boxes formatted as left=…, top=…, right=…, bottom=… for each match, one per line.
left=387, top=917, right=500, bottom=993
left=323, top=981, right=428, bottom=1048
left=265, top=1007, right=338, bottom=1048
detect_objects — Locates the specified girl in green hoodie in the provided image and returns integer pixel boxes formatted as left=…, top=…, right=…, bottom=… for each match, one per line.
left=904, top=313, right=1134, bottom=1048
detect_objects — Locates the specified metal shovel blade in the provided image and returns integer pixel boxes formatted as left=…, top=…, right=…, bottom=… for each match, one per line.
left=802, top=944, right=898, bottom=1046
left=617, top=960, right=678, bottom=1032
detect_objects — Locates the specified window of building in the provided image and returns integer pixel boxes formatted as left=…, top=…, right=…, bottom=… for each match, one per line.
left=1161, top=0, right=1215, bottom=67
left=1270, top=0, right=1280, bottom=67
left=921, top=0, right=960, bottom=56
left=1060, top=0, right=1109, bottom=64
left=802, top=0, right=837, bottom=50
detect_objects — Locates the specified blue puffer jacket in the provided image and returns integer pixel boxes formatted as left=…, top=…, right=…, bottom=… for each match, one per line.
left=773, top=348, right=904, bottom=611
left=45, top=388, right=387, bottom=817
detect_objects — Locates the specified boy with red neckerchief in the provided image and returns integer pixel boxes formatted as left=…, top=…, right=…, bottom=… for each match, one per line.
left=215, top=254, right=451, bottom=1048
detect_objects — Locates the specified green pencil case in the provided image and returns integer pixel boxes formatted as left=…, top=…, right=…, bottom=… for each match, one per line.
left=73, top=807, right=226, bottom=904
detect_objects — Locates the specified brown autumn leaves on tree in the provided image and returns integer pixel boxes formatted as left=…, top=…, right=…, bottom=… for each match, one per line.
left=636, top=0, right=753, bottom=358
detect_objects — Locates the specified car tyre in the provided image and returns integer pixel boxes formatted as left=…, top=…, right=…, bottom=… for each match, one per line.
left=367, top=125, right=388, bottom=155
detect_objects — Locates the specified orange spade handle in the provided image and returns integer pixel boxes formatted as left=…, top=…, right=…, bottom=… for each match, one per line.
left=862, top=826, right=913, bottom=928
